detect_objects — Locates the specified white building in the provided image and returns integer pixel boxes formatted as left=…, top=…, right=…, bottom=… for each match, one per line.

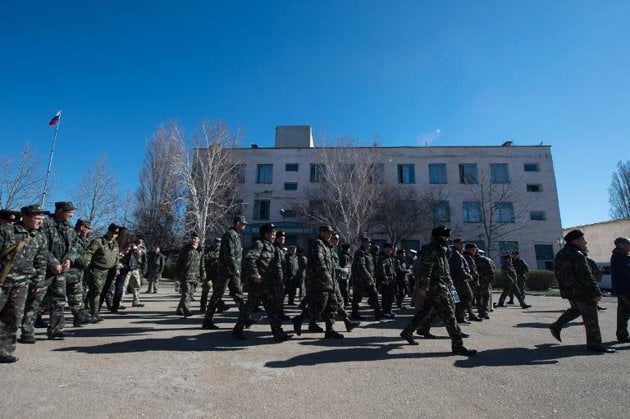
left=225, top=126, right=563, bottom=269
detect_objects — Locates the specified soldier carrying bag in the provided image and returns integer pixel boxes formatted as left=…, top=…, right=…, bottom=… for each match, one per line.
left=0, top=237, right=33, bottom=286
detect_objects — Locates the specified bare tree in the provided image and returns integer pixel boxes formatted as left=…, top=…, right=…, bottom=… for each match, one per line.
left=176, top=120, right=243, bottom=244
left=294, top=136, right=382, bottom=244
left=459, top=168, right=532, bottom=258
left=0, top=143, right=45, bottom=209
left=609, top=160, right=630, bottom=219
left=71, top=154, right=120, bottom=232
left=134, top=123, right=185, bottom=250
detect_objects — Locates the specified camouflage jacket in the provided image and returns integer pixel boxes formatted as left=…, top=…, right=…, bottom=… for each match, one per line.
left=41, top=215, right=77, bottom=269
left=554, top=244, right=601, bottom=300
left=395, top=257, right=410, bottom=283
left=0, top=223, right=48, bottom=285
left=463, top=252, right=479, bottom=286
left=147, top=251, right=166, bottom=276
left=244, top=239, right=282, bottom=286
left=218, top=228, right=242, bottom=279
left=176, top=243, right=205, bottom=282
left=284, top=253, right=299, bottom=282
left=376, top=254, right=396, bottom=286
left=501, top=262, right=517, bottom=285
left=351, top=247, right=375, bottom=285
left=65, top=234, right=93, bottom=283
left=295, top=255, right=308, bottom=284
left=84, top=236, right=119, bottom=270
left=474, top=254, right=496, bottom=285
left=416, top=239, right=452, bottom=293
left=308, top=237, right=335, bottom=290
left=274, top=243, right=286, bottom=281
left=203, top=250, right=219, bottom=281
left=513, top=258, right=530, bottom=279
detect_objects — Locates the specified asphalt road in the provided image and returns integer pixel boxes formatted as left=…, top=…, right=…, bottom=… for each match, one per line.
left=3, top=284, right=628, bottom=418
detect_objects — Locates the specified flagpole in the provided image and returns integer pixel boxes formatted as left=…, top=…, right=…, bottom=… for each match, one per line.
left=41, top=110, right=62, bottom=206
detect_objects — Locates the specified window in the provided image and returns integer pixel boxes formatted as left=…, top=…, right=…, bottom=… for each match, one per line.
left=310, top=163, right=326, bottom=183
left=429, top=163, right=448, bottom=184
left=285, top=163, right=299, bottom=172
left=256, top=164, right=273, bottom=184
left=253, top=200, right=270, bottom=220
left=527, top=184, right=542, bottom=192
left=339, top=163, right=356, bottom=180
left=530, top=211, right=546, bottom=221
left=499, top=241, right=519, bottom=256
left=284, top=182, right=298, bottom=191
left=434, top=200, right=451, bottom=223
left=459, top=164, right=478, bottom=184
left=463, top=201, right=482, bottom=223
left=524, top=163, right=539, bottom=172
left=233, top=164, right=245, bottom=183
left=398, top=164, right=415, bottom=184
left=495, top=202, right=515, bottom=223
left=490, top=163, right=510, bottom=183
left=280, top=208, right=297, bottom=218
left=535, top=244, right=555, bottom=269
left=369, top=164, right=384, bottom=184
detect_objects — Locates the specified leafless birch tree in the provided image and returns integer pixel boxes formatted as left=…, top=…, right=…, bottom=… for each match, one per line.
left=609, top=160, right=630, bottom=219
left=0, top=143, right=45, bottom=209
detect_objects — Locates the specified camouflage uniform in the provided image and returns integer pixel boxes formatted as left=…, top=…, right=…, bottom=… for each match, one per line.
left=337, top=247, right=352, bottom=307
left=449, top=247, right=475, bottom=321
left=497, top=260, right=528, bottom=307
left=283, top=248, right=299, bottom=305
left=23, top=214, right=77, bottom=338
left=351, top=247, right=382, bottom=320
left=200, top=246, right=219, bottom=313
left=1, top=222, right=47, bottom=359
left=65, top=233, right=92, bottom=325
left=552, top=243, right=603, bottom=349
left=509, top=257, right=530, bottom=303
left=176, top=242, right=205, bottom=316
left=462, top=250, right=481, bottom=319
left=303, top=236, right=338, bottom=334
left=233, top=238, right=287, bottom=340
left=145, top=250, right=165, bottom=293
left=295, top=251, right=308, bottom=299
left=394, top=253, right=410, bottom=309
left=203, top=227, right=245, bottom=327
left=401, top=237, right=467, bottom=352
left=83, top=235, right=119, bottom=318
left=473, top=253, right=495, bottom=317
left=376, top=251, right=397, bottom=315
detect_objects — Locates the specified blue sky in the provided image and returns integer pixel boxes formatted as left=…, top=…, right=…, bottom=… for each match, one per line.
left=2, top=1, right=628, bottom=227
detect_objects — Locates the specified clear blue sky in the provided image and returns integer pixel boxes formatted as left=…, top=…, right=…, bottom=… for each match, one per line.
left=2, top=1, right=628, bottom=227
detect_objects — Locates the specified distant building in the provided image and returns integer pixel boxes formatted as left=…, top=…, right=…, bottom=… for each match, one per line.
left=563, top=218, right=630, bottom=263
left=204, top=125, right=564, bottom=268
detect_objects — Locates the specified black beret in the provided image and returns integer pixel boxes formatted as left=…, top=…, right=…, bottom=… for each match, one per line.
left=108, top=223, right=120, bottom=233
left=563, top=229, right=584, bottom=243
left=21, top=204, right=45, bottom=216
left=259, top=223, right=275, bottom=236
left=431, top=225, right=451, bottom=238
left=55, top=201, right=76, bottom=212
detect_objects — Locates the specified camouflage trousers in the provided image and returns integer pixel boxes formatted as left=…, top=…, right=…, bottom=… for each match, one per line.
left=552, top=299, right=602, bottom=348
left=21, top=276, right=50, bottom=336
left=85, top=266, right=110, bottom=316
left=498, top=278, right=526, bottom=306
left=509, top=275, right=527, bottom=302
left=306, top=288, right=338, bottom=329
left=204, top=275, right=245, bottom=323
left=453, top=279, right=474, bottom=321
left=476, top=282, right=492, bottom=316
left=0, top=284, right=28, bottom=357
left=177, top=279, right=196, bottom=312
left=234, top=283, right=283, bottom=337
left=351, top=281, right=381, bottom=315
left=66, top=279, right=88, bottom=317
left=616, top=294, right=630, bottom=341
left=380, top=282, right=397, bottom=314
left=402, top=288, right=464, bottom=350
left=199, top=278, right=212, bottom=312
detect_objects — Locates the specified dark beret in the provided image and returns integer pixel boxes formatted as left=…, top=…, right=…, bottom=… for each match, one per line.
left=0, top=209, right=19, bottom=221
left=259, top=223, right=275, bottom=236
left=108, top=223, right=120, bottom=233
left=431, top=225, right=451, bottom=238
left=563, top=229, right=584, bottom=243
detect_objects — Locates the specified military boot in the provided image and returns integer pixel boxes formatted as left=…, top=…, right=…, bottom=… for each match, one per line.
left=292, top=315, right=303, bottom=336
left=324, top=329, right=344, bottom=339
left=350, top=311, right=363, bottom=321
left=452, top=346, right=477, bottom=356
left=343, top=318, right=360, bottom=332
left=73, top=314, right=84, bottom=327
left=400, top=329, right=419, bottom=345
left=18, top=334, right=36, bottom=344
left=308, top=321, right=324, bottom=333
left=34, top=315, right=47, bottom=329
left=0, top=355, right=18, bottom=363
left=273, top=331, right=293, bottom=342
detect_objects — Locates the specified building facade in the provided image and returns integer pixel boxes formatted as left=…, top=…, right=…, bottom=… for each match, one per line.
left=221, top=126, right=563, bottom=269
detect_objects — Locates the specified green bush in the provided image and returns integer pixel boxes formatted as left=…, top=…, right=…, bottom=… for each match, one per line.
left=526, top=269, right=557, bottom=291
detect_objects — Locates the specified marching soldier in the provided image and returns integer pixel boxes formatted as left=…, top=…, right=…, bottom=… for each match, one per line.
left=65, top=219, right=93, bottom=326
left=350, top=233, right=383, bottom=321
left=175, top=232, right=205, bottom=317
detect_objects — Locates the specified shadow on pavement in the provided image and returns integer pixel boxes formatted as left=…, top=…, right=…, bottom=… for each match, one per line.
left=514, top=321, right=584, bottom=330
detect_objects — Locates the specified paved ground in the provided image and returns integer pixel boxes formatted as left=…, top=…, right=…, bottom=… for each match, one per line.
left=2, top=283, right=629, bottom=418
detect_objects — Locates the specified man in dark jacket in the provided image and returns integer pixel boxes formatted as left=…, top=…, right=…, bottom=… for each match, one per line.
left=550, top=229, right=614, bottom=353
left=611, top=236, right=630, bottom=343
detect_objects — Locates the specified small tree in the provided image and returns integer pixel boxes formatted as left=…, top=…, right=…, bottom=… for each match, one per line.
left=609, top=160, right=630, bottom=219
left=0, top=143, right=45, bottom=209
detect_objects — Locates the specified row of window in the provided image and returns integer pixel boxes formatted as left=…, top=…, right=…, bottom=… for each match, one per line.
left=251, top=162, right=542, bottom=185
left=279, top=181, right=543, bottom=192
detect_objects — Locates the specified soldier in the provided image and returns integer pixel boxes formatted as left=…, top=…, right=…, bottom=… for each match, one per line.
left=23, top=201, right=77, bottom=341
left=233, top=223, right=291, bottom=342
left=376, top=243, right=397, bottom=317
left=200, top=239, right=220, bottom=313
left=462, top=243, right=482, bottom=321
left=405, top=249, right=418, bottom=300
left=394, top=249, right=411, bottom=309
left=65, top=219, right=93, bottom=327
left=550, top=229, right=614, bottom=352
left=283, top=245, right=299, bottom=306
left=337, top=243, right=352, bottom=307
left=0, top=210, right=20, bottom=226
left=273, top=231, right=290, bottom=320
left=400, top=226, right=477, bottom=356
left=295, top=247, right=308, bottom=300
left=0, top=204, right=47, bottom=362
left=175, top=232, right=205, bottom=317
left=610, top=237, right=630, bottom=343
left=350, top=233, right=383, bottom=321
left=145, top=246, right=165, bottom=294
left=449, top=239, right=480, bottom=323
left=292, top=225, right=343, bottom=338
left=508, top=251, right=530, bottom=304
left=118, top=243, right=147, bottom=308
left=202, top=216, right=247, bottom=329
left=82, top=223, right=120, bottom=322
left=330, top=233, right=360, bottom=332
left=473, top=247, right=495, bottom=319
left=496, top=254, right=531, bottom=309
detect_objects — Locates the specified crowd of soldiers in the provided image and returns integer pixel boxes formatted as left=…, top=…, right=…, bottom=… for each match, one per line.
left=1, top=202, right=628, bottom=364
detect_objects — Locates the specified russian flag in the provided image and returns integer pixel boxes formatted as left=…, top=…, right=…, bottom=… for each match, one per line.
left=48, top=111, right=61, bottom=125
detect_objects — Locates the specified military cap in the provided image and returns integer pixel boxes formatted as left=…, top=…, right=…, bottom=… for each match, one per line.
left=76, top=219, right=93, bottom=230
left=276, top=230, right=286, bottom=237
left=55, top=201, right=76, bottom=212
left=358, top=232, right=371, bottom=241
left=614, top=237, right=630, bottom=246
left=431, top=225, right=451, bottom=238
left=511, top=250, right=519, bottom=255
left=319, top=225, right=334, bottom=233
left=465, top=243, right=478, bottom=249
left=21, top=204, right=45, bottom=216
left=233, top=215, right=248, bottom=225
left=503, top=253, right=513, bottom=259
left=453, top=238, right=463, bottom=244
left=0, top=209, right=19, bottom=221
left=563, top=229, right=584, bottom=243
left=259, top=223, right=275, bottom=236
left=108, top=223, right=121, bottom=233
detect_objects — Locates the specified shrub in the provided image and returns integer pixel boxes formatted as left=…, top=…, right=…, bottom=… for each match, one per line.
left=162, top=260, right=178, bottom=280
left=526, top=269, right=557, bottom=291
